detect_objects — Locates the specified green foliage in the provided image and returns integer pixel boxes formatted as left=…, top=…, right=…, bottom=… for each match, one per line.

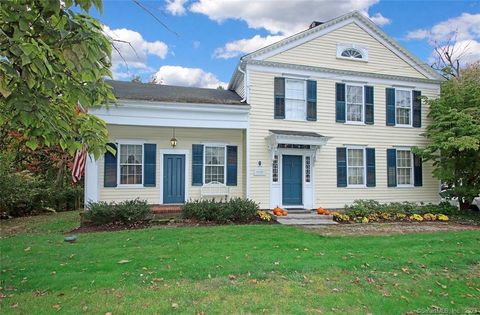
left=344, top=199, right=458, bottom=218
left=182, top=198, right=260, bottom=223
left=83, top=199, right=151, bottom=225
left=0, top=0, right=115, bottom=159
left=414, top=63, right=480, bottom=209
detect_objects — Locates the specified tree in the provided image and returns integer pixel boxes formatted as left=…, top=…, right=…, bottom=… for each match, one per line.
left=0, top=0, right=115, bottom=159
left=415, top=62, right=480, bottom=210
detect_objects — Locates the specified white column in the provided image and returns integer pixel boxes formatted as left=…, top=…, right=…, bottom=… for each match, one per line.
left=84, top=155, right=99, bottom=205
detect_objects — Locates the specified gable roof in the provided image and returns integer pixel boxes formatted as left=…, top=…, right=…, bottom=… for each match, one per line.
left=107, top=80, right=245, bottom=105
left=229, top=11, right=443, bottom=88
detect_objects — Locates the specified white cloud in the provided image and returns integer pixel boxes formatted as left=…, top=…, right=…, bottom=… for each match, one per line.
left=103, top=25, right=168, bottom=71
left=406, top=13, right=480, bottom=42
left=368, top=12, right=391, bottom=26
left=213, top=34, right=286, bottom=59
left=165, top=0, right=187, bottom=16
left=406, top=13, right=480, bottom=67
left=152, top=65, right=227, bottom=88
left=190, top=0, right=388, bottom=35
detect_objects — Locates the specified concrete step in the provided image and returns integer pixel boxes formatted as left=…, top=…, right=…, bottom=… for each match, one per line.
left=277, top=219, right=338, bottom=225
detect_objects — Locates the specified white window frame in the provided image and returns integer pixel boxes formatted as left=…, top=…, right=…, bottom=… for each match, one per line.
left=346, top=146, right=367, bottom=188
left=396, top=148, right=414, bottom=187
left=395, top=88, right=413, bottom=127
left=336, top=43, right=369, bottom=62
left=284, top=78, right=307, bottom=121
left=203, top=144, right=227, bottom=185
left=116, top=140, right=145, bottom=188
left=345, top=84, right=365, bottom=124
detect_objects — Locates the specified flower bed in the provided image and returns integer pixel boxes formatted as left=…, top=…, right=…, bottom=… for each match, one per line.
left=330, top=200, right=457, bottom=224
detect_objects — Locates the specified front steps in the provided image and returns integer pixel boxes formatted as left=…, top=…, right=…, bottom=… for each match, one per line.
left=270, top=210, right=338, bottom=225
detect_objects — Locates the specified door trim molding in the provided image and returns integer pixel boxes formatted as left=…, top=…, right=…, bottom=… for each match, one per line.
left=160, top=149, right=189, bottom=204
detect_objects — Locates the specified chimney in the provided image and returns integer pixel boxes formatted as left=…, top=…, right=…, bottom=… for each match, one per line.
left=309, top=21, right=323, bottom=29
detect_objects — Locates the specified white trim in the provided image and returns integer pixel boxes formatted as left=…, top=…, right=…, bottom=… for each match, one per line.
left=159, top=149, right=189, bottom=204
left=395, top=148, right=414, bottom=187
left=394, top=88, right=413, bottom=127
left=345, top=83, right=365, bottom=124
left=202, top=144, right=227, bottom=185
left=90, top=100, right=249, bottom=130
left=346, top=146, right=367, bottom=188
left=84, top=155, right=99, bottom=204
left=247, top=63, right=441, bottom=90
left=117, top=142, right=145, bottom=188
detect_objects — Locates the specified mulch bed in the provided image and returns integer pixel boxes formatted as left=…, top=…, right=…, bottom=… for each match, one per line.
left=68, top=217, right=277, bottom=234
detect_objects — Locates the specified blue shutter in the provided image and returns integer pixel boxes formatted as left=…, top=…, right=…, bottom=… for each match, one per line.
left=387, top=149, right=397, bottom=187
left=104, top=143, right=117, bottom=187
left=274, top=77, right=285, bottom=119
left=413, top=153, right=423, bottom=186
left=336, top=147, right=347, bottom=187
left=365, top=86, right=374, bottom=125
left=306, top=80, right=317, bottom=121
left=366, top=148, right=376, bottom=187
left=192, top=144, right=203, bottom=186
left=386, top=88, right=395, bottom=126
left=143, top=144, right=156, bottom=187
left=226, top=145, right=238, bottom=186
left=412, top=90, right=422, bottom=128
left=336, top=83, right=346, bottom=123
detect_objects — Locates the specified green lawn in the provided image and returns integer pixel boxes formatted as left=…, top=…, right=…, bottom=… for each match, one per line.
left=1, top=212, right=479, bottom=314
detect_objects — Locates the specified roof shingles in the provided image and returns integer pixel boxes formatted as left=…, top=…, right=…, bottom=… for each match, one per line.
left=107, top=80, right=245, bottom=105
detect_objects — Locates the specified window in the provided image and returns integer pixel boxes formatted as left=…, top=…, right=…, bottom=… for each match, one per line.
left=395, top=90, right=412, bottom=126
left=346, top=85, right=364, bottom=122
left=204, top=146, right=225, bottom=184
left=341, top=48, right=363, bottom=59
left=337, top=43, right=368, bottom=61
left=397, top=150, right=413, bottom=186
left=272, top=155, right=279, bottom=183
left=305, top=156, right=311, bottom=183
left=347, top=148, right=365, bottom=186
left=277, top=144, right=311, bottom=149
left=285, top=79, right=306, bottom=120
left=119, top=144, right=143, bottom=185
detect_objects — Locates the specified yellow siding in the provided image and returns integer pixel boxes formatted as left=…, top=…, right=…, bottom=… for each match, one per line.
left=248, top=70, right=441, bottom=209
left=98, top=126, right=245, bottom=204
left=266, top=22, right=428, bottom=79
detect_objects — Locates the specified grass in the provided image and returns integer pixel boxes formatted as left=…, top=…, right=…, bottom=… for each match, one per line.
left=0, top=212, right=479, bottom=314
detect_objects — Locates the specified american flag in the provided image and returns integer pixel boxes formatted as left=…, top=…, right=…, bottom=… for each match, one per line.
left=72, top=102, right=88, bottom=184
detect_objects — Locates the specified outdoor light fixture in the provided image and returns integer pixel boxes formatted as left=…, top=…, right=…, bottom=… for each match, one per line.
left=170, top=128, right=177, bottom=148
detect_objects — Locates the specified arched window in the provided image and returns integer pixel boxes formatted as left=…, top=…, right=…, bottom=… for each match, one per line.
left=341, top=48, right=363, bottom=59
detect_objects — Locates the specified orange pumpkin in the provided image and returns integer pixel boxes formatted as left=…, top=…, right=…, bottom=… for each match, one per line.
left=324, top=209, right=330, bottom=215
left=282, top=210, right=288, bottom=216
left=273, top=207, right=283, bottom=216
left=317, top=207, right=325, bottom=215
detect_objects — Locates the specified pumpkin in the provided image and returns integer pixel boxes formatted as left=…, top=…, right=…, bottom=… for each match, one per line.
left=324, top=209, right=330, bottom=215
left=317, top=207, right=325, bottom=215
left=282, top=210, right=288, bottom=216
left=273, top=207, right=283, bottom=216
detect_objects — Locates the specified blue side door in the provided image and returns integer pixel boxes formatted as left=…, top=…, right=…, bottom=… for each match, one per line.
left=163, top=154, right=185, bottom=204
left=282, top=155, right=303, bottom=205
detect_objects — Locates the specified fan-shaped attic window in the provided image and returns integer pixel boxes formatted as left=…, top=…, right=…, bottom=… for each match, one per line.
left=337, top=43, right=368, bottom=62
left=341, top=48, right=363, bottom=59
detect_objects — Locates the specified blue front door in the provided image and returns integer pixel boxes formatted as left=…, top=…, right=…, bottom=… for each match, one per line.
left=163, top=154, right=185, bottom=204
left=282, top=155, right=303, bottom=205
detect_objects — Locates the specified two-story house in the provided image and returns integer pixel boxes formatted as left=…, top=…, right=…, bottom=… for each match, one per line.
left=85, top=11, right=444, bottom=210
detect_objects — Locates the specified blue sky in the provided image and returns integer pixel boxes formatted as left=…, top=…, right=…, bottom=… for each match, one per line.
left=90, top=0, right=480, bottom=88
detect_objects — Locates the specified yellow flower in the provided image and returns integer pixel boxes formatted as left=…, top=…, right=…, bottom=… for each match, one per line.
left=437, top=214, right=449, bottom=222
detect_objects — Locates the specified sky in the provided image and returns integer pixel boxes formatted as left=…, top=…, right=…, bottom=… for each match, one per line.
left=89, top=0, right=480, bottom=88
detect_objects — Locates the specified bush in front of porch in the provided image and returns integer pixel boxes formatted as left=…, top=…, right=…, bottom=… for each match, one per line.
left=182, top=198, right=259, bottom=223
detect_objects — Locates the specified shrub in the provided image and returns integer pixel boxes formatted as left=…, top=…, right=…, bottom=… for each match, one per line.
left=84, top=199, right=150, bottom=225
left=182, top=198, right=259, bottom=223
left=344, top=200, right=381, bottom=217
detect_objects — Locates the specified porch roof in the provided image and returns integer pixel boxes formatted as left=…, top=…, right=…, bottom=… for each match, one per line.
left=107, top=80, right=246, bottom=106
left=267, top=130, right=330, bottom=147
